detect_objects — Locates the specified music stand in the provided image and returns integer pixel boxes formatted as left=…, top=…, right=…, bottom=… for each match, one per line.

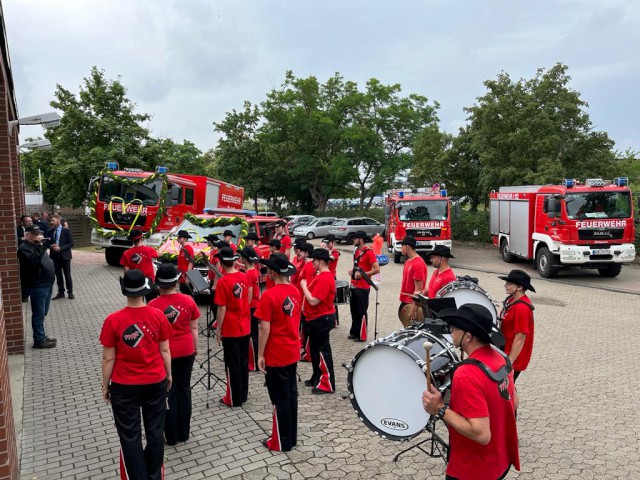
left=187, top=270, right=226, bottom=408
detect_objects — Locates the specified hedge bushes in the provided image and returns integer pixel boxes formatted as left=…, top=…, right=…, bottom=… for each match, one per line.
left=451, top=210, right=492, bottom=242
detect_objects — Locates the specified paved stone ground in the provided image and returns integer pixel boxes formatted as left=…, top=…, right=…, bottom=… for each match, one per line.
left=19, top=245, right=640, bottom=479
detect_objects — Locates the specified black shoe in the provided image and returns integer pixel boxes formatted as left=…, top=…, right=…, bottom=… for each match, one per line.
left=52, top=293, right=65, bottom=300
left=45, top=336, right=57, bottom=344
left=304, top=379, right=316, bottom=387
left=312, top=387, right=334, bottom=395
left=261, top=439, right=269, bottom=449
left=348, top=335, right=356, bottom=339
left=68, top=293, right=75, bottom=300
left=354, top=338, right=365, bottom=343
left=33, top=339, right=56, bottom=349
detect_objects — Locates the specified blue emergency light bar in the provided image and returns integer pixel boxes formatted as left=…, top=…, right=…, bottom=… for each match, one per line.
left=562, top=178, right=575, bottom=188
left=398, top=191, right=404, bottom=198
left=614, top=177, right=628, bottom=187
left=106, top=161, right=119, bottom=170
left=440, top=189, right=447, bottom=197
left=156, top=166, right=168, bottom=174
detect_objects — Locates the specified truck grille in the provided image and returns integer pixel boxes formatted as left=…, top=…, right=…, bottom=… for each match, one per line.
left=407, top=229, right=441, bottom=238
left=103, top=211, right=147, bottom=227
left=578, top=229, right=624, bottom=241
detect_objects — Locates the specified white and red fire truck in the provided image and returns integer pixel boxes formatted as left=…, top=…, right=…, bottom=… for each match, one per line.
left=490, top=178, right=637, bottom=278
left=384, top=185, right=452, bottom=263
left=88, top=163, right=244, bottom=265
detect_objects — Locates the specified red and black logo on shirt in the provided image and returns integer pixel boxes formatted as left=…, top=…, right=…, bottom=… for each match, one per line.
left=282, top=296, right=296, bottom=316
left=498, top=378, right=511, bottom=401
left=163, top=305, right=180, bottom=324
left=131, top=253, right=142, bottom=265
left=122, top=324, right=145, bottom=348
left=233, top=283, right=244, bottom=298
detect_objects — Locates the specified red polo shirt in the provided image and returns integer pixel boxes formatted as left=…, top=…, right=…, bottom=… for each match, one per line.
left=214, top=271, right=251, bottom=337
left=500, top=295, right=534, bottom=372
left=303, top=270, right=336, bottom=320
left=328, top=249, right=340, bottom=277
left=148, top=293, right=200, bottom=359
left=399, top=255, right=428, bottom=303
left=427, top=267, right=457, bottom=298
left=254, top=283, right=301, bottom=367
left=351, top=246, right=377, bottom=290
left=177, top=243, right=194, bottom=282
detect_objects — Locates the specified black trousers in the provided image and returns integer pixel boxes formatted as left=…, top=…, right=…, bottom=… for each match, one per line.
left=446, top=465, right=510, bottom=480
left=110, top=379, right=167, bottom=480
left=265, top=363, right=298, bottom=451
left=349, top=288, right=370, bottom=337
left=165, top=354, right=195, bottom=445
left=307, top=314, right=336, bottom=391
left=250, top=308, right=259, bottom=369
left=53, top=257, right=73, bottom=294
left=222, top=335, right=249, bottom=406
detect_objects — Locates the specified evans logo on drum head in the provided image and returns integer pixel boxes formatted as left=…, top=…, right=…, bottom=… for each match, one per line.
left=380, top=418, right=409, bottom=431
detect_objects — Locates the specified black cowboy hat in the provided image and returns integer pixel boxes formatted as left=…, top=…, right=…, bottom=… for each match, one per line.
left=128, top=229, right=144, bottom=241
left=176, top=230, right=192, bottom=239
left=204, top=233, right=219, bottom=243
left=120, top=269, right=153, bottom=298
left=294, top=237, right=306, bottom=247
left=214, top=240, right=230, bottom=249
left=259, top=253, right=296, bottom=277
left=223, top=229, right=236, bottom=238
left=401, top=236, right=417, bottom=248
left=274, top=220, right=286, bottom=227
left=352, top=230, right=370, bottom=241
left=238, top=246, right=260, bottom=263
left=215, top=246, right=240, bottom=262
left=269, top=239, right=282, bottom=248
left=155, top=263, right=181, bottom=288
left=438, top=304, right=505, bottom=347
left=309, top=248, right=331, bottom=262
left=245, top=232, right=260, bottom=242
left=299, top=243, right=314, bottom=254
left=498, top=269, right=536, bottom=293
left=428, top=245, right=455, bottom=258
left=321, top=234, right=336, bottom=243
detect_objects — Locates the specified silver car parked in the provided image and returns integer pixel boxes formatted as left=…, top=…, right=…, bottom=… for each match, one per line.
left=328, top=217, right=385, bottom=244
left=293, top=217, right=337, bottom=239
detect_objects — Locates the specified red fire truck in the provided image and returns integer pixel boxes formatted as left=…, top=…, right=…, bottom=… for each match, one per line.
left=490, top=178, right=637, bottom=278
left=384, top=185, right=452, bottom=263
left=88, top=163, right=244, bottom=265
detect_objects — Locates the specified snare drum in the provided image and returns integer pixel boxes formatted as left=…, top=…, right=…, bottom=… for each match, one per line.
left=335, top=280, right=350, bottom=304
left=437, top=280, right=498, bottom=325
left=347, top=329, right=459, bottom=441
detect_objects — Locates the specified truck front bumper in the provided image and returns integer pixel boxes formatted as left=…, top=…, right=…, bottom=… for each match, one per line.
left=558, top=243, right=636, bottom=265
left=391, top=237, right=452, bottom=253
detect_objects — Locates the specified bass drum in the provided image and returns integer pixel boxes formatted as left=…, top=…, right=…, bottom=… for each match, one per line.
left=437, top=280, right=498, bottom=325
left=347, top=329, right=459, bottom=441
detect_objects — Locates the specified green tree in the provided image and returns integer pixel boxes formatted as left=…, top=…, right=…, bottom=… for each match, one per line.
left=466, top=63, right=616, bottom=191
left=141, top=138, right=204, bottom=175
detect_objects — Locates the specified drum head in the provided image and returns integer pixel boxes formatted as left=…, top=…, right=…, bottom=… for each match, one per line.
left=439, top=282, right=497, bottom=324
left=349, top=343, right=429, bottom=440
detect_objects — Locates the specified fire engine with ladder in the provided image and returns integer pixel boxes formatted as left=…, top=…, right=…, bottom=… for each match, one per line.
left=490, top=177, right=637, bottom=278
left=384, top=185, right=452, bottom=263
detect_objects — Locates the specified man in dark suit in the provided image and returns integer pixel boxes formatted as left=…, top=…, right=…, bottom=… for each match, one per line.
left=17, top=215, right=33, bottom=246
left=47, top=213, right=75, bottom=300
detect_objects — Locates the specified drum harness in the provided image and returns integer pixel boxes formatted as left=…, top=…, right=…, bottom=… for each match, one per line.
left=498, top=295, right=535, bottom=329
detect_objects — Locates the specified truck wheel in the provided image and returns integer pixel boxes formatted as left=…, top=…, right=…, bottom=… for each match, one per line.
left=501, top=239, right=514, bottom=263
left=598, top=264, right=622, bottom=278
left=346, top=234, right=355, bottom=245
left=105, top=247, right=124, bottom=267
left=536, top=247, right=558, bottom=278
left=394, top=252, right=402, bottom=263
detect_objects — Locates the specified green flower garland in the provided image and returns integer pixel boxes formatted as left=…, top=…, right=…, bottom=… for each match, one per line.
left=89, top=170, right=168, bottom=239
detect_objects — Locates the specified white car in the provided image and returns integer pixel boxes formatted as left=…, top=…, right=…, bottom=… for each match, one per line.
left=293, top=217, right=337, bottom=239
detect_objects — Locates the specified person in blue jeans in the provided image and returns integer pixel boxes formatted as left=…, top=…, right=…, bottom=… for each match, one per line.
left=17, top=225, right=57, bottom=348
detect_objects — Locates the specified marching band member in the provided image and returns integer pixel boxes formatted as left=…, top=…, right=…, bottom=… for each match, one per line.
left=300, top=249, right=336, bottom=394
left=425, top=245, right=456, bottom=298
left=176, top=230, right=194, bottom=294
left=273, top=220, right=292, bottom=259
left=100, top=269, right=171, bottom=480
left=255, top=253, right=301, bottom=451
left=238, top=246, right=262, bottom=371
left=148, top=264, right=200, bottom=446
left=214, top=247, right=251, bottom=407
left=295, top=243, right=316, bottom=361
left=321, top=234, right=341, bottom=326
left=498, top=269, right=535, bottom=382
left=222, top=229, right=238, bottom=252
left=422, top=304, right=519, bottom=480
left=398, top=236, right=427, bottom=327
left=120, top=229, right=160, bottom=302
left=244, top=232, right=261, bottom=248
left=347, top=231, right=380, bottom=342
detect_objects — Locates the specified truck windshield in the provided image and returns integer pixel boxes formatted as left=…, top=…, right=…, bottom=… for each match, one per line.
left=98, top=175, right=162, bottom=206
left=565, top=192, right=631, bottom=219
left=398, top=200, right=448, bottom=221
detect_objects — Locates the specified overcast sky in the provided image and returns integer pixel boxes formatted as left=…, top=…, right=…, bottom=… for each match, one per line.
left=6, top=0, right=640, bottom=154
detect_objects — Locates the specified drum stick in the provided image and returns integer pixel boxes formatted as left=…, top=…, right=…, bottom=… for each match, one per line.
left=423, top=341, right=433, bottom=392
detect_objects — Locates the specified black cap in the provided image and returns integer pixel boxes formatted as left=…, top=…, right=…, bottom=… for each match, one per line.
left=438, top=304, right=504, bottom=346
left=128, top=229, right=144, bottom=241
left=223, top=229, right=236, bottom=238
left=120, top=269, right=153, bottom=297
left=259, top=253, right=296, bottom=276
left=155, top=264, right=181, bottom=288
left=401, top=236, right=417, bottom=247
left=177, top=230, right=192, bottom=239
left=498, top=269, right=535, bottom=293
